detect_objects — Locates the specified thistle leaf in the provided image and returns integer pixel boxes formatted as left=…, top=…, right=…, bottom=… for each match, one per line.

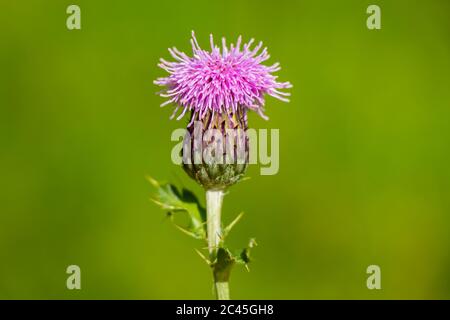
left=195, top=249, right=211, bottom=265
left=234, top=238, right=258, bottom=269
left=223, top=212, right=244, bottom=238
left=148, top=176, right=206, bottom=239
left=174, top=224, right=204, bottom=240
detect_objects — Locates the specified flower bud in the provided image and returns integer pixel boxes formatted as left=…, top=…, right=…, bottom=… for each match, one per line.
left=182, top=108, right=249, bottom=190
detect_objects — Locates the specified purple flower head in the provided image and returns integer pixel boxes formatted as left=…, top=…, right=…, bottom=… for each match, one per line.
left=154, top=31, right=292, bottom=125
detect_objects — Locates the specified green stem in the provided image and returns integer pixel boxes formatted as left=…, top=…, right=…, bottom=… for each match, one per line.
left=215, top=282, right=230, bottom=300
left=206, top=190, right=223, bottom=254
left=206, top=190, right=230, bottom=300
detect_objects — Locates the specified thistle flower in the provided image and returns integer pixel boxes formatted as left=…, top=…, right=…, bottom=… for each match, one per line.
left=155, top=32, right=292, bottom=191
left=154, top=31, right=292, bottom=124
left=153, top=32, right=291, bottom=300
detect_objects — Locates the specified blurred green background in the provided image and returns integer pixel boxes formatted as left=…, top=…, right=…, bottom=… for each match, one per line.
left=0, top=0, right=449, bottom=299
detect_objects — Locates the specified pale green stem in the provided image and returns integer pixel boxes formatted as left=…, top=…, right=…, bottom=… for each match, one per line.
left=215, top=282, right=230, bottom=300
left=206, top=190, right=229, bottom=300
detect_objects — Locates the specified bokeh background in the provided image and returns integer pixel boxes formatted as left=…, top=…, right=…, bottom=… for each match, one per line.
left=0, top=0, right=449, bottom=299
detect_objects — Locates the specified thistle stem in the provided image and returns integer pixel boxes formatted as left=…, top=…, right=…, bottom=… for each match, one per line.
left=206, top=190, right=229, bottom=300
left=215, top=282, right=230, bottom=300
left=206, top=190, right=223, bottom=253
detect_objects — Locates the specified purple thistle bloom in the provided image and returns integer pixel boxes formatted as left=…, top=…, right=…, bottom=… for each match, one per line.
left=154, top=31, right=292, bottom=125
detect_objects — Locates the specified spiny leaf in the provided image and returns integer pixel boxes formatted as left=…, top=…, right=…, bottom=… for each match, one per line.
left=234, top=238, right=258, bottom=269
left=148, top=176, right=206, bottom=239
left=146, top=175, right=160, bottom=188
left=174, top=224, right=204, bottom=240
left=195, top=249, right=211, bottom=265
left=223, top=212, right=244, bottom=238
